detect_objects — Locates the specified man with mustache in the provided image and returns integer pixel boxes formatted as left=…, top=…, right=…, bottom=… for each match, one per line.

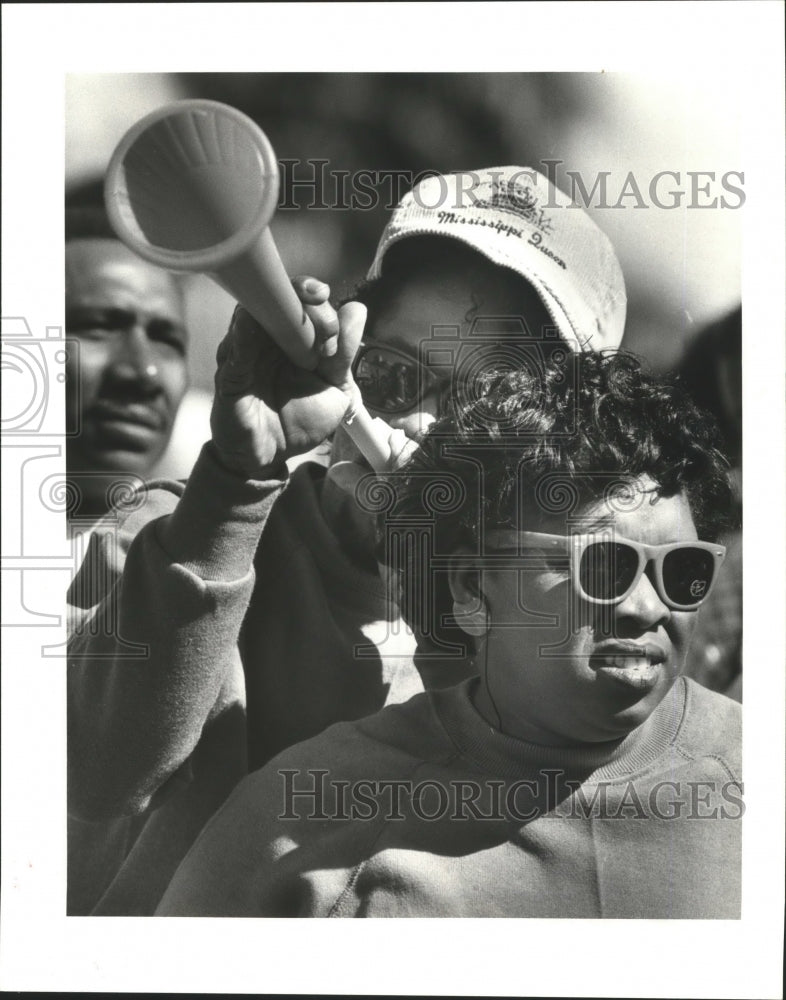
left=67, top=166, right=627, bottom=914
left=65, top=205, right=191, bottom=916
left=65, top=206, right=189, bottom=524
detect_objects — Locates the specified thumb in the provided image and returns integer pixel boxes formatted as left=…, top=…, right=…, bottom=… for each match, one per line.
left=321, top=301, right=367, bottom=389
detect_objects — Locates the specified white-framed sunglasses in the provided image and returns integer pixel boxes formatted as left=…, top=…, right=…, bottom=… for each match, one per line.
left=486, top=530, right=727, bottom=612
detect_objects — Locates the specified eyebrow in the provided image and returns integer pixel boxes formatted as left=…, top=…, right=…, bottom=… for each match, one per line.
left=571, top=514, right=618, bottom=533
left=66, top=305, right=186, bottom=335
left=487, top=517, right=619, bottom=549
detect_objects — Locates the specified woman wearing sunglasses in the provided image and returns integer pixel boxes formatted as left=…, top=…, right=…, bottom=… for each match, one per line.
left=70, top=164, right=632, bottom=916
left=158, top=351, right=741, bottom=918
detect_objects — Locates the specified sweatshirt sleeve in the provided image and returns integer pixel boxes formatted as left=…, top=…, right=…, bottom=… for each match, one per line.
left=68, top=443, right=288, bottom=822
left=155, top=745, right=367, bottom=917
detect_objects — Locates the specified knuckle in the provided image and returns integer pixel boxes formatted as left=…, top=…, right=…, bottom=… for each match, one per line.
left=307, top=301, right=339, bottom=338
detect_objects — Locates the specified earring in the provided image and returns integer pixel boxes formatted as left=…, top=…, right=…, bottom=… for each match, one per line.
left=452, top=599, right=489, bottom=637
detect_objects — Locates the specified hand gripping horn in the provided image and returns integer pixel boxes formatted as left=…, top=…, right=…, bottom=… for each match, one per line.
left=104, top=99, right=390, bottom=470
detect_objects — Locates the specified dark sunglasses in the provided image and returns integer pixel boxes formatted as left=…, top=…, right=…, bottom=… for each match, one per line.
left=351, top=341, right=442, bottom=414
left=487, top=530, right=727, bottom=611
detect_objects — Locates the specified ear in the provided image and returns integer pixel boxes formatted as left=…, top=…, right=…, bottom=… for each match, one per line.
left=447, top=549, right=484, bottom=610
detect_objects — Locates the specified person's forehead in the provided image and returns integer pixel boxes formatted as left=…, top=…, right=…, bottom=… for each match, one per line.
left=66, top=239, right=182, bottom=311
left=567, top=478, right=698, bottom=543
left=369, top=265, right=549, bottom=357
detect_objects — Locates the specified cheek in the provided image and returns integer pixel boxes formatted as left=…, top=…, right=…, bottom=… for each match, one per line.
left=489, top=574, right=576, bottom=646
left=374, top=408, right=430, bottom=440
left=394, top=410, right=436, bottom=439
left=669, top=612, right=699, bottom=660
left=386, top=392, right=442, bottom=437
left=369, top=387, right=442, bottom=438
left=518, top=573, right=574, bottom=625
left=159, top=360, right=188, bottom=409
left=66, top=341, right=107, bottom=410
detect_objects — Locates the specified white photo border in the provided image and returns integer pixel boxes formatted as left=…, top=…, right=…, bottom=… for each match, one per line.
left=1, top=3, right=784, bottom=997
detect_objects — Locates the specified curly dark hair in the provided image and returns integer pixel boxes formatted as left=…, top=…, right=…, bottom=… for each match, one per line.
left=376, top=350, right=735, bottom=655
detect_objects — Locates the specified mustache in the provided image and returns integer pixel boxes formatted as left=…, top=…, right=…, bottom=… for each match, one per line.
left=88, top=399, right=167, bottom=431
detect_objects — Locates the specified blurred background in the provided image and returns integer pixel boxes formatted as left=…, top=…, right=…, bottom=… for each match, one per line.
left=66, top=72, right=742, bottom=385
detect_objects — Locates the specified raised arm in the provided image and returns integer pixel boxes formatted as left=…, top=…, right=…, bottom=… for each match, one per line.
left=68, top=289, right=367, bottom=821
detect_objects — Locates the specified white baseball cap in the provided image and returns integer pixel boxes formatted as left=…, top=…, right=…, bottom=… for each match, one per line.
left=367, top=165, right=627, bottom=352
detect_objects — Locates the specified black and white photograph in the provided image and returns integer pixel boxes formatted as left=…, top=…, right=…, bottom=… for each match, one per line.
left=1, top=3, right=784, bottom=996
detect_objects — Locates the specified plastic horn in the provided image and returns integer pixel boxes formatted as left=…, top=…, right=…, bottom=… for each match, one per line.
left=104, top=99, right=391, bottom=472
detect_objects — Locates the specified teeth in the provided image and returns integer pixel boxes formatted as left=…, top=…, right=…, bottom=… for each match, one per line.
left=607, top=656, right=649, bottom=670
left=596, top=657, right=661, bottom=689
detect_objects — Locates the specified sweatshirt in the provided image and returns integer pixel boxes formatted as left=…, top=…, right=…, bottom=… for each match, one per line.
left=157, top=676, right=742, bottom=918
left=67, top=444, right=432, bottom=915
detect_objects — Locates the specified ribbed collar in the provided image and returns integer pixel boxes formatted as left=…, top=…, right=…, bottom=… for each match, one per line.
left=431, top=677, right=688, bottom=781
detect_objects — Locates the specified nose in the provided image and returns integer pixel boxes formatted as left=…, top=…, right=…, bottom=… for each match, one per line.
left=614, top=567, right=671, bottom=631
left=107, top=325, right=160, bottom=390
left=378, top=384, right=443, bottom=440
left=383, top=409, right=436, bottom=440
